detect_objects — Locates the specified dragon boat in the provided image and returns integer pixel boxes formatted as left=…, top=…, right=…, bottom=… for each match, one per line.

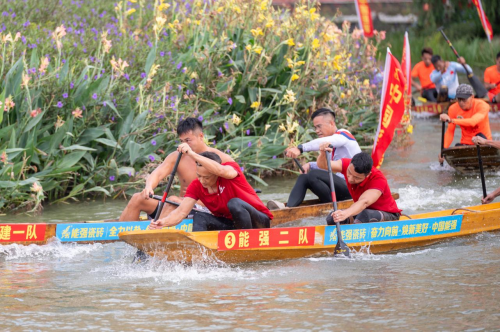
left=442, top=145, right=500, bottom=174
left=0, top=196, right=400, bottom=246
left=118, top=202, right=500, bottom=264
left=411, top=101, right=500, bottom=117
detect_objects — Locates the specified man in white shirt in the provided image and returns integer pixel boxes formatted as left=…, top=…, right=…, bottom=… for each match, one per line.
left=268, top=108, right=361, bottom=209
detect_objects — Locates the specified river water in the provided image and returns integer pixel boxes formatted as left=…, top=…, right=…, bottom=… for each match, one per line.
left=2, top=117, right=500, bottom=330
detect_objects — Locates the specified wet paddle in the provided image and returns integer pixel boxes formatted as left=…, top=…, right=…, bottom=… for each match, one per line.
left=440, top=121, right=445, bottom=167
left=476, top=145, right=487, bottom=199
left=325, top=149, right=350, bottom=257
left=293, top=158, right=305, bottom=173
left=134, top=152, right=182, bottom=262
left=438, top=27, right=488, bottom=99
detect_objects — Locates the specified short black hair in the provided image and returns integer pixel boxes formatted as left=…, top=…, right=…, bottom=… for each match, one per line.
left=421, top=47, right=433, bottom=56
left=431, top=55, right=442, bottom=66
left=351, top=152, right=373, bottom=175
left=177, top=117, right=203, bottom=135
left=497, top=52, right=500, bottom=60
left=311, top=108, right=336, bottom=121
left=197, top=151, right=222, bottom=166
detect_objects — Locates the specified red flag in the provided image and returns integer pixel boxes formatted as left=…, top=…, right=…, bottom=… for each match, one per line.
left=354, top=0, right=374, bottom=38
left=372, top=48, right=406, bottom=168
left=472, top=0, right=493, bottom=42
left=401, top=31, right=411, bottom=96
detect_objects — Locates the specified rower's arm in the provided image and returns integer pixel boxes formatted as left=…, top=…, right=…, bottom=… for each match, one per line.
left=341, top=189, right=382, bottom=218
left=316, top=151, right=342, bottom=172
left=411, top=78, right=421, bottom=90
left=145, top=152, right=177, bottom=189
left=301, top=134, right=348, bottom=152
left=430, top=70, right=442, bottom=84
left=188, top=151, right=238, bottom=179
left=443, top=122, right=456, bottom=149
left=153, top=197, right=197, bottom=228
left=483, top=140, right=500, bottom=150
left=452, top=107, right=488, bottom=127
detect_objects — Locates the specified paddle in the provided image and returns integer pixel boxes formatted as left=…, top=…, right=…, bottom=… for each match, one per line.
left=325, top=149, right=350, bottom=257
left=134, top=152, right=182, bottom=262
left=440, top=121, right=445, bottom=167
left=293, top=158, right=305, bottom=173
left=476, top=145, right=487, bottom=199
left=438, top=27, right=488, bottom=99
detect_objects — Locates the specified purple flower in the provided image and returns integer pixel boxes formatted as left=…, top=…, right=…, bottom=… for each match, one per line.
left=70, top=82, right=74, bottom=89
left=219, top=127, right=223, bottom=133
left=56, top=101, right=63, bottom=108
left=218, top=71, right=223, bottom=77
left=111, top=116, right=115, bottom=121
left=148, top=155, right=155, bottom=162
left=124, top=73, right=130, bottom=81
left=359, top=122, right=363, bottom=127
left=140, top=72, right=146, bottom=79
left=160, top=51, right=165, bottom=57
left=224, top=122, right=229, bottom=130
left=92, top=93, right=97, bottom=99
left=248, top=141, right=252, bottom=147
left=109, top=175, right=115, bottom=181
left=240, top=167, right=244, bottom=172
left=272, top=155, right=276, bottom=159
left=228, top=97, right=233, bottom=105
left=128, top=171, right=132, bottom=177
left=176, top=62, right=182, bottom=70
left=130, top=86, right=135, bottom=91
left=151, top=140, right=157, bottom=146
left=63, top=93, right=68, bottom=99
left=198, top=115, right=203, bottom=121
left=246, top=129, right=250, bottom=135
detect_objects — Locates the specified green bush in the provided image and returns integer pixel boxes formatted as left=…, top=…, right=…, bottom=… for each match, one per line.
left=0, top=0, right=384, bottom=213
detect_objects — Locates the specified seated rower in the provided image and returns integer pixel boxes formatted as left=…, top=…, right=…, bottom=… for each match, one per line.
left=269, top=108, right=360, bottom=209
left=438, top=84, right=492, bottom=164
left=149, top=145, right=273, bottom=231
left=430, top=55, right=473, bottom=101
left=472, top=136, right=500, bottom=204
left=411, top=47, right=437, bottom=102
left=317, top=150, right=401, bottom=224
left=119, top=117, right=233, bottom=221
left=484, top=52, right=500, bottom=104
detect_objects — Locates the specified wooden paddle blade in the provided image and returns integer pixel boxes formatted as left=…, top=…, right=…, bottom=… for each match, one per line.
left=333, top=222, right=350, bottom=257
left=467, top=74, right=488, bottom=99
left=133, top=249, right=150, bottom=263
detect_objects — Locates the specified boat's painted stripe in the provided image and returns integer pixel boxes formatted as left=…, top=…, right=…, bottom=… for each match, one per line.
left=55, top=219, right=193, bottom=242
left=0, top=223, right=46, bottom=242
left=324, top=215, right=463, bottom=245
left=218, top=226, right=316, bottom=251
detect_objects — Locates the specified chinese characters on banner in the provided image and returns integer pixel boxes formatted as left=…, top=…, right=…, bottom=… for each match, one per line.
left=472, top=0, right=493, bottom=42
left=354, top=0, right=374, bottom=38
left=372, top=48, right=406, bottom=168
left=218, top=227, right=315, bottom=251
left=0, top=224, right=46, bottom=242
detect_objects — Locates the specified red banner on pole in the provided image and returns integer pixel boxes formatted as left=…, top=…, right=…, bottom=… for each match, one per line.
left=401, top=31, right=411, bottom=97
left=372, top=49, right=406, bottom=168
left=472, top=0, right=493, bottom=42
left=354, top=0, right=374, bottom=38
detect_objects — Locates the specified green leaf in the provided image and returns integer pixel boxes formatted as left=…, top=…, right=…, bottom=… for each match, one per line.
left=118, top=166, right=135, bottom=176
left=56, top=150, right=86, bottom=169
left=69, top=183, right=85, bottom=196
left=23, top=110, right=46, bottom=133
left=62, top=145, right=97, bottom=152
left=83, top=186, right=110, bottom=195
left=78, top=127, right=106, bottom=145
left=246, top=173, right=268, bottom=186
left=235, top=95, right=246, bottom=104
left=94, top=138, right=122, bottom=150
left=59, top=61, right=69, bottom=83
left=144, top=46, right=157, bottom=78
left=128, top=141, right=143, bottom=166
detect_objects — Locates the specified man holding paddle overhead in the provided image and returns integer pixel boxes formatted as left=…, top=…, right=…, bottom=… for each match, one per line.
left=317, top=150, right=401, bottom=224
left=268, top=108, right=360, bottom=209
left=438, top=84, right=492, bottom=164
left=119, top=118, right=233, bottom=222
left=430, top=55, right=473, bottom=100
left=484, top=52, right=500, bottom=104
left=148, top=147, right=273, bottom=231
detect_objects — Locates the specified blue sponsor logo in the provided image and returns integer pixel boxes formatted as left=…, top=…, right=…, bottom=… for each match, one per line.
left=55, top=219, right=193, bottom=242
left=324, top=215, right=463, bottom=245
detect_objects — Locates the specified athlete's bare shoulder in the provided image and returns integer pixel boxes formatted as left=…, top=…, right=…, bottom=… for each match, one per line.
left=208, top=147, right=234, bottom=162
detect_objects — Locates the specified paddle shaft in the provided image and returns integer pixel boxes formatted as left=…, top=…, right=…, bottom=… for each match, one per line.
left=153, top=152, right=182, bottom=222
left=325, top=151, right=338, bottom=212
left=476, top=145, right=488, bottom=198
left=440, top=121, right=445, bottom=167
left=438, top=29, right=471, bottom=75
left=293, top=158, right=305, bottom=173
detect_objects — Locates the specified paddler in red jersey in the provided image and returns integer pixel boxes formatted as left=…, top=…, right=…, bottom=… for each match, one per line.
left=317, top=150, right=401, bottom=224
left=148, top=144, right=273, bottom=231
left=438, top=84, right=492, bottom=164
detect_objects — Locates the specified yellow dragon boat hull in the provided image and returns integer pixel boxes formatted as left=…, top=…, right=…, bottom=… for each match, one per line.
left=119, top=202, right=500, bottom=264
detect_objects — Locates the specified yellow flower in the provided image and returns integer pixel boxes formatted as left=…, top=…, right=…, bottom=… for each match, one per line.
left=265, top=19, right=274, bottom=28
left=312, top=38, right=320, bottom=50
left=309, top=8, right=320, bottom=21
left=363, top=79, right=370, bottom=87
left=291, top=74, right=299, bottom=81
left=407, top=124, right=414, bottom=134
left=148, top=64, right=160, bottom=79
left=250, top=101, right=260, bottom=109
left=253, top=46, right=263, bottom=54
left=288, top=121, right=299, bottom=133
left=340, top=93, right=346, bottom=99
left=217, top=7, right=224, bottom=13
left=279, top=124, right=287, bottom=132
left=251, top=27, right=264, bottom=37
left=125, top=8, right=136, bottom=16
left=231, top=114, right=242, bottom=126
left=245, top=45, right=252, bottom=51
left=129, top=0, right=137, bottom=2
left=283, top=89, right=296, bottom=104
left=22, top=73, right=31, bottom=87
left=55, top=115, right=65, bottom=129
left=287, top=38, right=295, bottom=46
left=158, top=3, right=170, bottom=11
left=265, top=124, right=271, bottom=131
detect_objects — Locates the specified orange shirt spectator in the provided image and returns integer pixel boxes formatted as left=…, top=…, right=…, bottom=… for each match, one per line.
left=484, top=65, right=500, bottom=101
left=444, top=99, right=492, bottom=148
left=411, top=61, right=436, bottom=90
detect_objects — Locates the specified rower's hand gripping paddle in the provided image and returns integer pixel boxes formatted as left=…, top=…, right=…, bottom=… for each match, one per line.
left=325, top=147, right=350, bottom=257
left=437, top=27, right=488, bottom=98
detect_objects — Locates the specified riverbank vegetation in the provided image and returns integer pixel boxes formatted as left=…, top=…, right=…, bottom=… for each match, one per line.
left=0, top=0, right=385, bottom=213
